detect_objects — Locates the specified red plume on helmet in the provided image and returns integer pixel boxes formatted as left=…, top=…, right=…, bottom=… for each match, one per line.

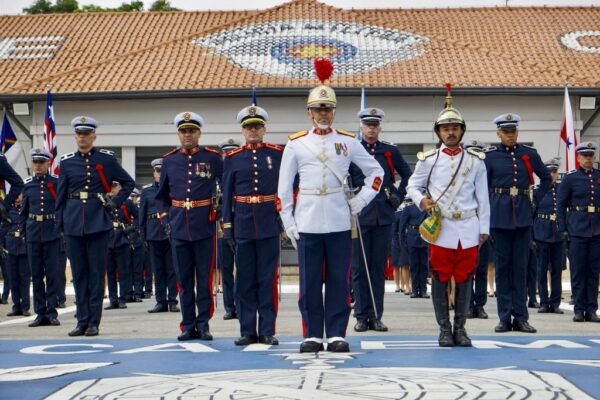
left=444, top=82, right=452, bottom=108
left=314, top=58, right=334, bottom=84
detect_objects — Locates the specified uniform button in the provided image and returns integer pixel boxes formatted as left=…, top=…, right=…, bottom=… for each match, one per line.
left=187, top=189, right=191, bottom=192
left=188, top=171, right=192, bottom=175
left=41, top=196, right=44, bottom=200
left=253, top=164, right=257, bottom=168
left=254, top=179, right=258, bottom=183
left=87, top=172, right=91, bottom=176
left=186, top=198, right=189, bottom=201
left=252, top=150, right=256, bottom=154
left=254, top=187, right=258, bottom=191
left=188, top=180, right=191, bottom=183
left=84, top=186, right=88, bottom=189
left=188, top=164, right=192, bottom=167
left=253, top=157, right=257, bottom=160
left=82, top=200, right=86, bottom=204
left=513, top=178, right=517, bottom=182
left=254, top=171, right=258, bottom=175
left=188, top=155, right=192, bottom=159
left=41, top=208, right=44, bottom=212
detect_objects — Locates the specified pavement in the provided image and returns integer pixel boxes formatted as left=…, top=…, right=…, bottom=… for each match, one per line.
left=1, top=282, right=599, bottom=399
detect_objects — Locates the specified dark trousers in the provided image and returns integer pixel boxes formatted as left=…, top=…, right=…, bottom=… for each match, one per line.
left=107, top=245, right=131, bottom=304
left=470, top=240, right=490, bottom=310
left=1, top=254, right=10, bottom=301
left=536, top=241, right=564, bottom=308
left=65, top=231, right=110, bottom=328
left=491, top=227, right=531, bottom=323
left=8, top=254, right=30, bottom=313
left=527, top=246, right=538, bottom=304
left=57, top=250, right=67, bottom=304
left=173, top=237, right=215, bottom=332
left=218, top=238, right=236, bottom=314
left=298, top=231, right=352, bottom=339
left=235, top=236, right=279, bottom=338
left=148, top=240, right=177, bottom=305
left=142, top=246, right=153, bottom=293
left=28, top=240, right=59, bottom=319
left=352, top=224, right=391, bottom=320
left=408, top=246, right=428, bottom=296
left=568, top=235, right=600, bottom=315
left=131, top=245, right=144, bottom=297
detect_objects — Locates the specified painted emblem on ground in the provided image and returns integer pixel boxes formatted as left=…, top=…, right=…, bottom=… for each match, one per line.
left=1, top=336, right=598, bottom=399
left=194, top=20, right=428, bottom=79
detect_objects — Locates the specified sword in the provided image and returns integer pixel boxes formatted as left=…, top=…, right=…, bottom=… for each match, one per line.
left=344, top=175, right=379, bottom=321
left=213, top=181, right=223, bottom=310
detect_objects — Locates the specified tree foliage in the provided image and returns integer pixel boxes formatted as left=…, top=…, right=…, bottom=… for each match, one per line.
left=23, top=0, right=171, bottom=14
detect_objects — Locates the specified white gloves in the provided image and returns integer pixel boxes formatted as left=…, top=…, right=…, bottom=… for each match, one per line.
left=348, top=196, right=367, bottom=215
left=286, top=226, right=300, bottom=250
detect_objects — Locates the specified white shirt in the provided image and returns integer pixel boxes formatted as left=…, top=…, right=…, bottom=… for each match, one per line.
left=278, top=128, right=384, bottom=234
left=406, top=144, right=490, bottom=249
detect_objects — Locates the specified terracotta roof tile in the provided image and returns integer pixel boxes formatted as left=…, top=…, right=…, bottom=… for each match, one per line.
left=0, top=0, right=598, bottom=95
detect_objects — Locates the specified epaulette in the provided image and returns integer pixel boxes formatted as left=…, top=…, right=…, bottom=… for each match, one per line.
left=162, top=147, right=179, bottom=158
left=288, top=130, right=308, bottom=140
left=226, top=147, right=244, bottom=158
left=337, top=130, right=356, bottom=138
left=466, top=147, right=486, bottom=160
left=142, top=183, right=152, bottom=189
left=567, top=169, right=578, bottom=175
left=523, top=144, right=538, bottom=151
left=99, top=149, right=115, bottom=156
left=483, top=146, right=497, bottom=153
left=24, top=176, right=33, bottom=184
left=265, top=143, right=283, bottom=152
left=381, top=140, right=393, bottom=146
left=416, top=148, right=437, bottom=161
left=60, top=152, right=75, bottom=161
left=204, top=147, right=220, bottom=155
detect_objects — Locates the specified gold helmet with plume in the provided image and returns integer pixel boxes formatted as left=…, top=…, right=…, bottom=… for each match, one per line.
left=307, top=58, right=337, bottom=109
left=433, top=83, right=466, bottom=134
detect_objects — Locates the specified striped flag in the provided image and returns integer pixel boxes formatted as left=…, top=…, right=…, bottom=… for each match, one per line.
left=44, top=90, right=59, bottom=175
left=560, top=87, right=578, bottom=172
left=357, top=88, right=366, bottom=141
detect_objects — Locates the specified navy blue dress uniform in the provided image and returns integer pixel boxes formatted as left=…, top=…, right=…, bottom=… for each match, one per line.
left=56, top=236, right=68, bottom=308
left=217, top=137, right=242, bottom=320
left=140, top=158, right=178, bottom=313
left=5, top=203, right=31, bottom=316
left=397, top=200, right=429, bottom=298
left=557, top=142, right=600, bottom=322
left=349, top=108, right=412, bottom=332
left=222, top=106, right=282, bottom=345
left=155, top=111, right=223, bottom=340
left=105, top=192, right=137, bottom=309
left=56, top=116, right=135, bottom=336
left=484, top=113, right=551, bottom=333
left=0, top=230, right=9, bottom=303
left=20, top=148, right=61, bottom=326
left=126, top=193, right=146, bottom=301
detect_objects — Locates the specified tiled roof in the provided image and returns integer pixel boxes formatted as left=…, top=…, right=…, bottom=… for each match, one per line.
left=0, top=0, right=598, bottom=96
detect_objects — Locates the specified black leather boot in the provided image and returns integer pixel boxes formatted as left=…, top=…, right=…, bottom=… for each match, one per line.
left=432, top=278, right=454, bottom=347
left=453, top=277, right=473, bottom=347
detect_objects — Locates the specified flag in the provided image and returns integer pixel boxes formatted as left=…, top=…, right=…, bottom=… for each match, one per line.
left=44, top=90, right=59, bottom=175
left=357, top=88, right=366, bottom=141
left=251, top=87, right=257, bottom=106
left=560, top=87, right=578, bottom=172
left=0, top=114, right=22, bottom=199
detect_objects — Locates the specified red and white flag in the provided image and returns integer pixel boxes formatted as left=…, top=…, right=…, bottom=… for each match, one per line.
left=560, top=87, right=578, bottom=172
left=44, top=90, right=59, bottom=175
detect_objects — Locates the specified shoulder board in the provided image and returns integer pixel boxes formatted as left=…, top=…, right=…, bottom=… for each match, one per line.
left=226, top=147, right=244, bottom=158
left=142, top=183, right=152, bottom=189
left=522, top=144, right=538, bottom=151
left=60, top=152, right=75, bottom=161
left=567, top=169, right=578, bottom=175
left=380, top=140, right=393, bottom=146
left=466, top=147, right=486, bottom=160
left=204, top=147, right=220, bottom=155
left=265, top=143, right=284, bottom=152
left=483, top=146, right=497, bottom=153
left=288, top=130, right=308, bottom=140
left=337, top=130, right=356, bottom=138
left=24, top=177, right=33, bottom=184
left=162, top=147, right=179, bottom=158
left=416, top=148, right=437, bottom=161
left=99, top=149, right=115, bottom=156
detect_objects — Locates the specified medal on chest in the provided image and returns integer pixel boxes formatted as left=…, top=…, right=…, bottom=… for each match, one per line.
left=195, top=163, right=211, bottom=178
left=266, top=156, right=273, bottom=170
left=335, top=143, right=348, bottom=157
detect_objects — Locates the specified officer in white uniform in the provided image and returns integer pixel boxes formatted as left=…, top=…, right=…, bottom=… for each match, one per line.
left=407, top=87, right=490, bottom=347
left=278, top=78, right=384, bottom=353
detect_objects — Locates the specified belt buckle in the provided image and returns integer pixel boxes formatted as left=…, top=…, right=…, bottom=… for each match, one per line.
left=452, top=211, right=462, bottom=220
left=80, top=192, right=88, bottom=200
left=319, top=186, right=327, bottom=196
left=184, top=200, right=192, bottom=210
left=588, top=206, right=596, bottom=213
left=249, top=195, right=260, bottom=204
left=509, top=187, right=519, bottom=197
left=113, top=222, right=120, bottom=228
left=35, top=215, right=43, bottom=222
left=550, top=214, right=556, bottom=221
left=14, top=232, right=20, bottom=238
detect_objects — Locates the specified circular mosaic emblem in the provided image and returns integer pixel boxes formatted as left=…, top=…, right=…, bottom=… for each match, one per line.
left=194, top=20, right=428, bottom=79
left=560, top=31, right=600, bottom=54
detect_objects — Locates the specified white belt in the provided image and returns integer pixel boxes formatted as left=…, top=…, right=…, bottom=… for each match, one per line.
left=299, top=186, right=344, bottom=196
left=440, top=209, right=477, bottom=220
